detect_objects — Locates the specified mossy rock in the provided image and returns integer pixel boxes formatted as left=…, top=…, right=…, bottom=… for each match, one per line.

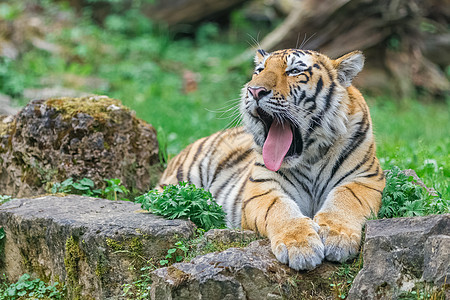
left=0, top=96, right=161, bottom=197
left=0, top=195, right=196, bottom=298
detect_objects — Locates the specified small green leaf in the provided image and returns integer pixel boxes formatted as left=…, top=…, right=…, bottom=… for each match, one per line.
left=159, top=259, right=169, bottom=265
left=79, top=178, right=94, bottom=187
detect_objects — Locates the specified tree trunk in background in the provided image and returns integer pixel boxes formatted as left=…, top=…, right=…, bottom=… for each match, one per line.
left=235, top=0, right=450, bottom=98
left=142, top=0, right=248, bottom=27
left=66, top=0, right=249, bottom=27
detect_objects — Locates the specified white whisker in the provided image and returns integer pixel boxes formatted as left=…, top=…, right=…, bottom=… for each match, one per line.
left=246, top=33, right=262, bottom=50
left=299, top=33, right=316, bottom=49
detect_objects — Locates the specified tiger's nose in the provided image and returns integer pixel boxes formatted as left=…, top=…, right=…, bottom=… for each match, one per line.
left=248, top=86, right=270, bottom=102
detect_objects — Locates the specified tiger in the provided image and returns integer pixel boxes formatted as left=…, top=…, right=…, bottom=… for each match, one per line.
left=158, top=48, right=385, bottom=271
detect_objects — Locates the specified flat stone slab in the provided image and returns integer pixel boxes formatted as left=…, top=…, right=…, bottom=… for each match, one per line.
left=151, top=239, right=340, bottom=300
left=0, top=195, right=196, bottom=299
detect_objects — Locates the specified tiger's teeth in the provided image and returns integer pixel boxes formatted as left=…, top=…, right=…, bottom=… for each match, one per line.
left=262, top=120, right=293, bottom=171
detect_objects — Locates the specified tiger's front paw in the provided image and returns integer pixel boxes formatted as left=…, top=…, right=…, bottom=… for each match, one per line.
left=270, top=218, right=324, bottom=271
left=313, top=213, right=361, bottom=262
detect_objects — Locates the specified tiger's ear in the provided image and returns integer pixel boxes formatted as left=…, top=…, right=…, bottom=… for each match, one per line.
left=254, top=49, right=268, bottom=65
left=333, top=51, right=364, bottom=87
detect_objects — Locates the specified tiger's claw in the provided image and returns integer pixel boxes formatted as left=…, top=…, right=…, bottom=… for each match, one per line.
left=270, top=218, right=325, bottom=270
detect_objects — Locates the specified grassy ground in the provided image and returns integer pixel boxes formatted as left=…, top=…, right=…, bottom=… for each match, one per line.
left=1, top=1, right=448, bottom=198
left=369, top=98, right=449, bottom=197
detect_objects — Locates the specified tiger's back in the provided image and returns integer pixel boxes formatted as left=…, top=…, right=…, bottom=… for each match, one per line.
left=159, top=48, right=385, bottom=271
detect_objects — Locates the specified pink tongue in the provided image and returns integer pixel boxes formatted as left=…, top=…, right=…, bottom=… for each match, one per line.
left=262, top=120, right=293, bottom=171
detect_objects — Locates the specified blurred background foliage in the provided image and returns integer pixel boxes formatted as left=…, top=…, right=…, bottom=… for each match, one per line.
left=0, top=0, right=448, bottom=198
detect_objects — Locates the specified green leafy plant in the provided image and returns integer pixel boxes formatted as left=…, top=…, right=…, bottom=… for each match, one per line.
left=51, top=177, right=130, bottom=201
left=51, top=178, right=78, bottom=194
left=159, top=241, right=189, bottom=266
left=70, top=178, right=97, bottom=195
left=51, top=177, right=99, bottom=196
left=378, top=166, right=449, bottom=218
left=0, top=2, right=23, bottom=21
left=0, top=274, right=64, bottom=299
left=136, top=182, right=226, bottom=231
left=101, top=178, right=130, bottom=201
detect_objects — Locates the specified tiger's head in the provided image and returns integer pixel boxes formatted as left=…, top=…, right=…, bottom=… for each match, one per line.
left=241, top=49, right=365, bottom=171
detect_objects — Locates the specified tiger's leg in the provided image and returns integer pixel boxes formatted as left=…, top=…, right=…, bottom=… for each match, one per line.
left=241, top=182, right=324, bottom=270
left=313, top=179, right=384, bottom=262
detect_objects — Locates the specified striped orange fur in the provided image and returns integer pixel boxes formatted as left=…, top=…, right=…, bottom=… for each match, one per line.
left=159, top=49, right=385, bottom=270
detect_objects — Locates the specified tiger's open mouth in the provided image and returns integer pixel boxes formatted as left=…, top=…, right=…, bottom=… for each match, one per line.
left=255, top=107, right=303, bottom=171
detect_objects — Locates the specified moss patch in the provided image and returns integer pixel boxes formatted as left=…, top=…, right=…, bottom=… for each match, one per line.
left=94, top=251, right=109, bottom=280
left=180, top=231, right=261, bottom=263
left=17, top=241, right=51, bottom=283
left=64, top=235, right=85, bottom=300
left=191, top=240, right=251, bottom=259
left=105, top=236, right=153, bottom=297
left=105, top=236, right=146, bottom=270
left=45, top=96, right=129, bottom=124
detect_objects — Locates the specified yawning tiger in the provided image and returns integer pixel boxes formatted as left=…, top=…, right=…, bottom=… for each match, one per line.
left=158, top=48, right=385, bottom=270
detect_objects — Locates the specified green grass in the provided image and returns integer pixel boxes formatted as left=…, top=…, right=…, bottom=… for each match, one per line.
left=369, top=98, right=449, bottom=200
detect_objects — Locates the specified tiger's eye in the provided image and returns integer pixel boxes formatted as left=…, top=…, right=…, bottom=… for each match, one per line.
left=255, top=67, right=264, bottom=74
left=287, top=68, right=302, bottom=76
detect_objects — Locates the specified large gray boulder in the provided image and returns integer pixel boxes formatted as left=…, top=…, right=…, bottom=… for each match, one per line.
left=0, top=195, right=196, bottom=299
left=348, top=214, right=449, bottom=299
left=0, top=96, right=160, bottom=197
